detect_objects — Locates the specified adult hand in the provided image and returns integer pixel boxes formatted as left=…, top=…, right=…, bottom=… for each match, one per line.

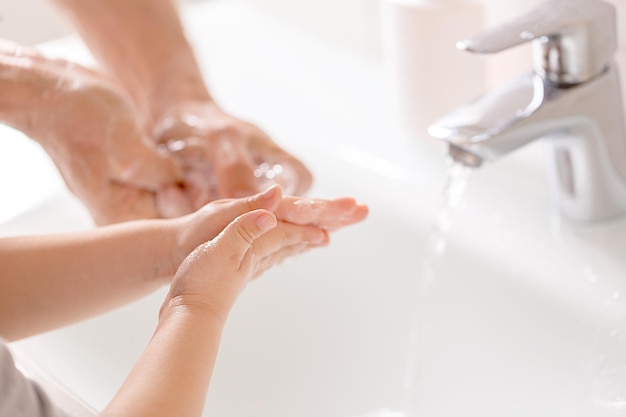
left=153, top=100, right=313, bottom=211
left=34, top=62, right=183, bottom=225
left=53, top=0, right=312, bottom=214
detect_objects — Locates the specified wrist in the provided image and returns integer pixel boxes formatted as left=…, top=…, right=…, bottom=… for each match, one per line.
left=148, top=81, right=214, bottom=132
left=55, top=0, right=213, bottom=128
left=153, top=218, right=185, bottom=281
left=159, top=294, right=229, bottom=329
left=124, top=44, right=214, bottom=128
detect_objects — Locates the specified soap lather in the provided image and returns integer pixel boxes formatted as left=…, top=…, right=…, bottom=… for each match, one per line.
left=160, top=137, right=299, bottom=203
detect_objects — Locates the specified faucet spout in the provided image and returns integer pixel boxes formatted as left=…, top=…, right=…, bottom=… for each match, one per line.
left=448, top=144, right=483, bottom=168
left=429, top=71, right=548, bottom=165
left=429, top=64, right=626, bottom=222
left=428, top=0, right=626, bottom=223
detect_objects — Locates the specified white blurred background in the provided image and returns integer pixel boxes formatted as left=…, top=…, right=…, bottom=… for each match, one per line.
left=2, top=0, right=626, bottom=56
left=2, top=0, right=626, bottom=95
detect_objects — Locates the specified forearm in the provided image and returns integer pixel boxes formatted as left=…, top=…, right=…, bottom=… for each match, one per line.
left=54, top=0, right=212, bottom=124
left=103, top=300, right=223, bottom=417
left=0, top=220, right=176, bottom=341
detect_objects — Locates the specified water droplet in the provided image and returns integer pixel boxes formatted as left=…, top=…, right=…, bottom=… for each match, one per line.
left=272, top=164, right=284, bottom=175
left=253, top=161, right=298, bottom=194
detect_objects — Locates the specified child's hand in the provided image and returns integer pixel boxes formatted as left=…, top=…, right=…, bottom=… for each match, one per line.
left=160, top=187, right=368, bottom=321
left=160, top=210, right=301, bottom=321
left=165, top=185, right=368, bottom=276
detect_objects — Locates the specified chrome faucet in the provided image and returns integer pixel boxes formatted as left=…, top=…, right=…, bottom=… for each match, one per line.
left=428, top=0, right=626, bottom=223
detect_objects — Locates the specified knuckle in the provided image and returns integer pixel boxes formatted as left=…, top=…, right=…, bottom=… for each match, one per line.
left=235, top=220, right=257, bottom=245
left=243, top=194, right=261, bottom=212
left=279, top=224, right=298, bottom=246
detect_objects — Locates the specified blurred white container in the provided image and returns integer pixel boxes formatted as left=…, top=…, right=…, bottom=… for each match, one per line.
left=381, top=0, right=485, bottom=140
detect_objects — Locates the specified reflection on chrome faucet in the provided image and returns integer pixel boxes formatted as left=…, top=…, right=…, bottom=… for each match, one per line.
left=429, top=0, right=626, bottom=223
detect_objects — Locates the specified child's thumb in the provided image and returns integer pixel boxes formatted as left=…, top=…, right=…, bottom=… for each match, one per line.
left=219, top=209, right=277, bottom=268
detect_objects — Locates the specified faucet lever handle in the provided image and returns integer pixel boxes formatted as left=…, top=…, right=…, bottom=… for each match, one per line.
left=458, top=0, right=617, bottom=85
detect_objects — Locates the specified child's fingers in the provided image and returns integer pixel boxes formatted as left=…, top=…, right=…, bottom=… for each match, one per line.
left=252, top=242, right=312, bottom=279
left=189, top=186, right=283, bottom=239
left=216, top=209, right=278, bottom=269
left=275, top=197, right=369, bottom=230
left=321, top=201, right=368, bottom=231
left=249, top=222, right=328, bottom=263
left=208, top=185, right=282, bottom=218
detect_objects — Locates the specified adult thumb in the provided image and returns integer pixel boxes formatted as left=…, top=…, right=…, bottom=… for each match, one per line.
left=217, top=209, right=278, bottom=269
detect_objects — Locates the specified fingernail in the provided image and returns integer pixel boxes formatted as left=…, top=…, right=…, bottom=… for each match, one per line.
left=256, top=213, right=277, bottom=232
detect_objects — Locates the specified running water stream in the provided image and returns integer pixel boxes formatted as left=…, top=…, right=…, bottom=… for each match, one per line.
left=402, top=160, right=474, bottom=416
left=353, top=159, right=474, bottom=417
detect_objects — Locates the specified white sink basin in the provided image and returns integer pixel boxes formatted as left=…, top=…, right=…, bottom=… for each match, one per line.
left=4, top=144, right=427, bottom=416
left=3, top=1, right=626, bottom=416
left=6, top=145, right=626, bottom=417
